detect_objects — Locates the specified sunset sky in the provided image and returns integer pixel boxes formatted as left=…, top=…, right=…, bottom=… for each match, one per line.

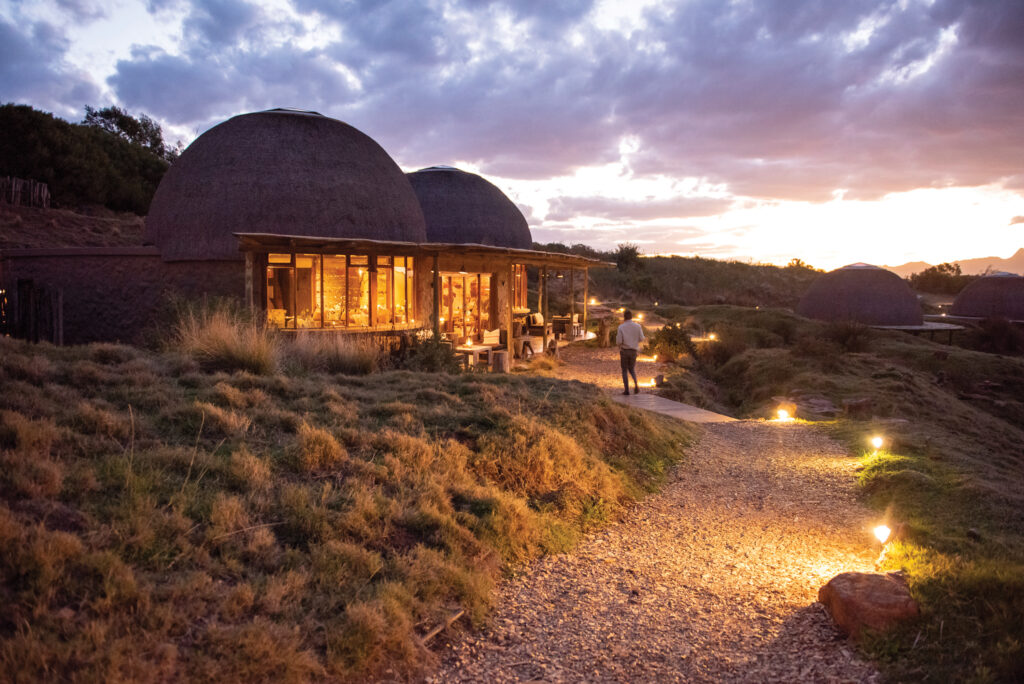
left=2, top=0, right=1022, bottom=270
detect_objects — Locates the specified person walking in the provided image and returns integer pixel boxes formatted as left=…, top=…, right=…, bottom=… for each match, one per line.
left=616, top=310, right=645, bottom=395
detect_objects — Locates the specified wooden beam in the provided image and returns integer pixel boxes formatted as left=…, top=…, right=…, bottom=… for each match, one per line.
left=432, top=254, right=441, bottom=339
left=569, top=268, right=575, bottom=317
left=507, top=262, right=515, bottom=357
left=583, top=268, right=589, bottom=338
left=541, top=265, right=549, bottom=352
left=245, top=252, right=254, bottom=310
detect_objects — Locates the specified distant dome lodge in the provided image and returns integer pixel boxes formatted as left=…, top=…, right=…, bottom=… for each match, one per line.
left=951, top=272, right=1024, bottom=320
left=797, top=263, right=922, bottom=326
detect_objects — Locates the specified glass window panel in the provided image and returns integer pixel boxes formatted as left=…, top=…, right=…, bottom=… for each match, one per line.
left=377, top=255, right=391, bottom=267
left=323, top=256, right=346, bottom=328
left=407, top=258, right=415, bottom=324
left=481, top=274, right=490, bottom=331
left=442, top=276, right=452, bottom=333
left=467, top=275, right=479, bottom=339
left=376, top=263, right=393, bottom=325
left=348, top=258, right=370, bottom=327
left=295, top=254, right=320, bottom=328
left=350, top=255, right=369, bottom=266
left=266, top=264, right=293, bottom=328
left=268, top=253, right=291, bottom=264
left=394, top=257, right=407, bottom=325
left=452, top=275, right=464, bottom=340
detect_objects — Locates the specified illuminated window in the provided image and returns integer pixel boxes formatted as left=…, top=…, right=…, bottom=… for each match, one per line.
left=265, top=252, right=415, bottom=330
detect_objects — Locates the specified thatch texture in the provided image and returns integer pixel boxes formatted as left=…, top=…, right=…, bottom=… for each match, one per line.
left=146, top=109, right=427, bottom=261
left=406, top=166, right=532, bottom=249
left=797, top=263, right=922, bottom=325
left=951, top=272, right=1024, bottom=319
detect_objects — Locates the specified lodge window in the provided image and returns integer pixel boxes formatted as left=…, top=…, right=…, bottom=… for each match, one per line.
left=440, top=272, right=491, bottom=341
left=266, top=253, right=415, bottom=329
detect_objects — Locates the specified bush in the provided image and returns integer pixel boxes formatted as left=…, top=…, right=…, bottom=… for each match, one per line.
left=284, top=333, right=380, bottom=376
left=170, top=299, right=279, bottom=375
left=389, top=336, right=462, bottom=373
left=969, top=317, right=1024, bottom=355
left=824, top=320, right=872, bottom=353
left=645, top=324, right=698, bottom=363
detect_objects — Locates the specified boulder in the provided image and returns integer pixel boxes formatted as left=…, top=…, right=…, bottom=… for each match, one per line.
left=818, top=572, right=919, bottom=640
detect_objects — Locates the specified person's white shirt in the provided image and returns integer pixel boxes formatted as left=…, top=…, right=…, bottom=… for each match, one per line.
left=616, top=319, right=645, bottom=350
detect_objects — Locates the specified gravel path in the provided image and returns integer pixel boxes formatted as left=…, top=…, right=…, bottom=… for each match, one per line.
left=429, top=346, right=881, bottom=682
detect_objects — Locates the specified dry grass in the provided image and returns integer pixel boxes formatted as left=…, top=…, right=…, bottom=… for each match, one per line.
left=658, top=305, right=1024, bottom=681
left=0, top=333, right=691, bottom=681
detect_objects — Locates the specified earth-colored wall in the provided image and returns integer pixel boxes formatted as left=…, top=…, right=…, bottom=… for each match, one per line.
left=1, top=248, right=243, bottom=344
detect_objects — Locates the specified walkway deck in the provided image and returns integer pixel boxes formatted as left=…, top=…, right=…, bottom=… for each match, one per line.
left=612, top=392, right=736, bottom=423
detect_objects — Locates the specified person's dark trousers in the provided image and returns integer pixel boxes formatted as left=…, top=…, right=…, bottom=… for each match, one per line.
left=620, top=348, right=639, bottom=393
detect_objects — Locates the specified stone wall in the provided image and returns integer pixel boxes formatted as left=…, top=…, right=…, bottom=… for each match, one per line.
left=1, top=247, right=243, bottom=345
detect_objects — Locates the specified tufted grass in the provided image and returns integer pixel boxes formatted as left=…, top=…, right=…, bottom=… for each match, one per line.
left=0, top=334, right=691, bottom=681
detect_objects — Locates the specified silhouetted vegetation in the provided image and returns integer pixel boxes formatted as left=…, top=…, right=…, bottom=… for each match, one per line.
left=908, top=262, right=977, bottom=295
left=0, top=103, right=170, bottom=214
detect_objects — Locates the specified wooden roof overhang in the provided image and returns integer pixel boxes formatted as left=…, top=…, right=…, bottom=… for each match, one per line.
left=234, top=232, right=613, bottom=269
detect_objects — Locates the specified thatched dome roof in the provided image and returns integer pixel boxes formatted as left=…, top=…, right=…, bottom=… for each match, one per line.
left=406, top=166, right=532, bottom=249
left=146, top=109, right=426, bottom=261
left=797, top=263, right=922, bottom=325
left=951, top=272, right=1024, bottom=319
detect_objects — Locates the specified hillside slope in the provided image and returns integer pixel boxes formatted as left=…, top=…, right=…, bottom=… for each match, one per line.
left=0, top=335, right=690, bottom=681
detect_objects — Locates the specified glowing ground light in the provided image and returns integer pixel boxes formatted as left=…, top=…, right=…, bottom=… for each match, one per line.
left=589, top=298, right=598, bottom=305
left=870, top=436, right=884, bottom=451
left=709, top=333, right=717, bottom=341
left=776, top=408, right=791, bottom=421
left=874, top=525, right=892, bottom=544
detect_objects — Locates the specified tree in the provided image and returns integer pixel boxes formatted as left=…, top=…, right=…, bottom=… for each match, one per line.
left=615, top=242, right=643, bottom=271
left=82, top=105, right=180, bottom=162
left=908, top=263, right=974, bottom=295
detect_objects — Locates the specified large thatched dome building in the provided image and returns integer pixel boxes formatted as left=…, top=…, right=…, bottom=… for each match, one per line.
left=951, top=272, right=1024, bottom=320
left=147, top=109, right=427, bottom=260
left=797, top=263, right=922, bottom=325
left=406, top=166, right=532, bottom=249
left=2, top=111, right=606, bottom=347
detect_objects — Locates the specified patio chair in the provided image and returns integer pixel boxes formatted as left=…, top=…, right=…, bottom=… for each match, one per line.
left=525, top=312, right=551, bottom=337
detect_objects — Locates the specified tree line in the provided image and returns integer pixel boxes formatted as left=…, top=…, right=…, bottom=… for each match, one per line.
left=0, top=103, right=177, bottom=215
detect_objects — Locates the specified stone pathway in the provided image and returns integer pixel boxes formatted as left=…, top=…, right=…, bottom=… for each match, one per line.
left=612, top=392, right=735, bottom=423
left=429, top=421, right=880, bottom=683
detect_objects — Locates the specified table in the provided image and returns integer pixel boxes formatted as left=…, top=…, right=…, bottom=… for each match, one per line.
left=454, top=344, right=493, bottom=368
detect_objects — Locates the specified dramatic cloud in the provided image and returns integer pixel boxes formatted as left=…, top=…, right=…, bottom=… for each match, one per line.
left=0, top=19, right=98, bottom=117
left=2, top=0, right=1023, bottom=265
left=546, top=195, right=733, bottom=222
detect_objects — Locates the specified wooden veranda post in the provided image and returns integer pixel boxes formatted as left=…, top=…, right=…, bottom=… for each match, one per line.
left=582, top=267, right=589, bottom=337
left=507, top=262, right=515, bottom=357
left=541, top=265, right=549, bottom=352
left=570, top=268, right=575, bottom=317
left=245, top=252, right=254, bottom=310
left=432, top=254, right=441, bottom=339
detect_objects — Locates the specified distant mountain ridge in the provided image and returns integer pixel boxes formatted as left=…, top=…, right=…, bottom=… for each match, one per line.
left=885, top=248, right=1024, bottom=277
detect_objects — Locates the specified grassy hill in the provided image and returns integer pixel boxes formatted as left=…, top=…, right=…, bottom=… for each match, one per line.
left=648, top=306, right=1024, bottom=681
left=0, top=318, right=691, bottom=681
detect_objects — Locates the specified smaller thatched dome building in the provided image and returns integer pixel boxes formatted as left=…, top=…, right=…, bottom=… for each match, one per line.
left=797, top=263, right=922, bottom=325
left=951, top=272, right=1024, bottom=319
left=406, top=166, right=532, bottom=249
left=146, top=109, right=427, bottom=261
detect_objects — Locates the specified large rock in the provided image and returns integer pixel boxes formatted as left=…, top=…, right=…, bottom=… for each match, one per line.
left=818, top=572, right=919, bottom=640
